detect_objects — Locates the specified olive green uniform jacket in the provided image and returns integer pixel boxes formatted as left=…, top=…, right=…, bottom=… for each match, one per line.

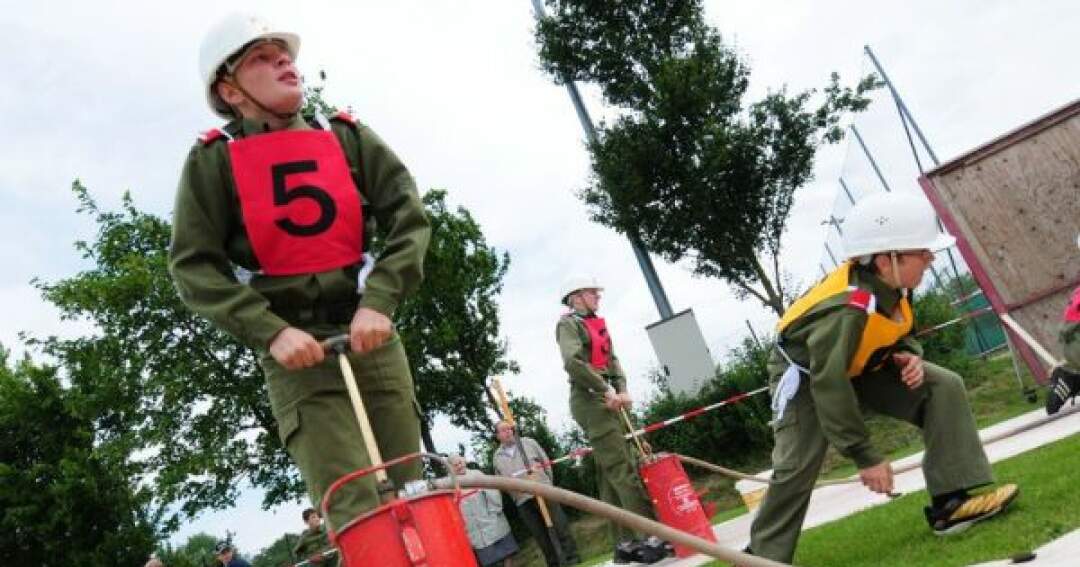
left=168, top=114, right=430, bottom=529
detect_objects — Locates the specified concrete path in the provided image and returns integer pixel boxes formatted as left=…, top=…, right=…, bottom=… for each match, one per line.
left=594, top=404, right=1080, bottom=566
left=968, top=528, right=1080, bottom=566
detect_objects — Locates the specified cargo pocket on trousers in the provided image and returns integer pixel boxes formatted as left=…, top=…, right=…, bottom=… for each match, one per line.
left=769, top=402, right=800, bottom=474
left=277, top=406, right=301, bottom=448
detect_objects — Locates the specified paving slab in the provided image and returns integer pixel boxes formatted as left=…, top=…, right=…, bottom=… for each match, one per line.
left=967, top=528, right=1080, bottom=566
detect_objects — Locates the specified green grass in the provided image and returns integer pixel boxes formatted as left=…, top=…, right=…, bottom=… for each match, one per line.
left=711, top=504, right=749, bottom=524
left=789, top=432, right=1080, bottom=567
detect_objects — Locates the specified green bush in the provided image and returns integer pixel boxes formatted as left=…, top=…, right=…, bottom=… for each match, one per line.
left=912, top=283, right=976, bottom=381
left=637, top=337, right=774, bottom=475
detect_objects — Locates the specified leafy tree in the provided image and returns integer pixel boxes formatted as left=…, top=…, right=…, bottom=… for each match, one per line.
left=251, top=532, right=301, bottom=567
left=0, top=347, right=158, bottom=566
left=535, top=0, right=878, bottom=315
left=31, top=183, right=294, bottom=524
left=157, top=532, right=223, bottom=567
left=398, top=190, right=517, bottom=452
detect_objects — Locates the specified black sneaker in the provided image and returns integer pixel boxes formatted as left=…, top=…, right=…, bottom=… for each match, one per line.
left=1046, top=366, right=1080, bottom=415
left=613, top=541, right=666, bottom=565
left=613, top=541, right=637, bottom=565
left=924, top=484, right=1019, bottom=535
left=632, top=541, right=667, bottom=564
left=642, top=536, right=674, bottom=557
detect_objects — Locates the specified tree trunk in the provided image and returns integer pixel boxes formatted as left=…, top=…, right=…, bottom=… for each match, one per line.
left=748, top=254, right=785, bottom=316
left=420, top=417, right=437, bottom=455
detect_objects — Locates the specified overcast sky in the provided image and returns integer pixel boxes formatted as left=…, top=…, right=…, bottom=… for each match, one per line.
left=4, top=0, right=1078, bottom=556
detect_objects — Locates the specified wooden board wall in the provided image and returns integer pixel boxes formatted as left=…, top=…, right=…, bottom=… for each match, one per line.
left=921, top=98, right=1080, bottom=381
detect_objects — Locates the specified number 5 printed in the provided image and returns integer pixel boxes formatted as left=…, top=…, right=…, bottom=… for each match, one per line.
left=272, top=160, right=336, bottom=236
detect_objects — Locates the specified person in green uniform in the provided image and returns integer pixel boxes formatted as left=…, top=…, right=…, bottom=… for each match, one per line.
left=555, top=276, right=666, bottom=565
left=292, top=508, right=337, bottom=566
left=747, top=192, right=1019, bottom=563
left=169, top=12, right=430, bottom=531
left=1046, top=233, right=1080, bottom=415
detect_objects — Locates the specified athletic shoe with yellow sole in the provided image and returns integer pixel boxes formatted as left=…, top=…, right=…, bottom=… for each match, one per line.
left=924, top=484, right=1019, bottom=535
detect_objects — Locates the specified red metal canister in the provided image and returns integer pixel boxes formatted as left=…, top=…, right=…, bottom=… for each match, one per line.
left=323, top=454, right=478, bottom=567
left=640, top=453, right=717, bottom=558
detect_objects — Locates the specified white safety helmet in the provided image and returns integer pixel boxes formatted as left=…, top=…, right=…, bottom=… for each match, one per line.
left=841, top=192, right=956, bottom=259
left=559, top=275, right=602, bottom=306
left=199, top=12, right=300, bottom=119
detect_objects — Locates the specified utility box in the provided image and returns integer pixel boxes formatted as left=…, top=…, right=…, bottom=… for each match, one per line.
left=919, top=98, right=1080, bottom=382
left=645, top=309, right=716, bottom=396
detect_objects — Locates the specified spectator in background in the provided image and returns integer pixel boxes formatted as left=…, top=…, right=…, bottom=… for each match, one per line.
left=292, top=508, right=338, bottom=566
left=492, top=420, right=579, bottom=566
left=449, top=455, right=518, bottom=567
left=215, top=541, right=252, bottom=567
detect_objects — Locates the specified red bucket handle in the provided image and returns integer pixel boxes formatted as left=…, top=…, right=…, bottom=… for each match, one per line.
left=321, top=452, right=464, bottom=542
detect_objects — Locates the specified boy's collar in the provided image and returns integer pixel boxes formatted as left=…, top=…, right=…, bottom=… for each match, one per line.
left=230, top=114, right=310, bottom=137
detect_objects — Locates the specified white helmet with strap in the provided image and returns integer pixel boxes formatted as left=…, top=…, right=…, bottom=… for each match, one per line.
left=841, top=192, right=956, bottom=259
left=199, top=12, right=300, bottom=119
left=559, top=275, right=602, bottom=306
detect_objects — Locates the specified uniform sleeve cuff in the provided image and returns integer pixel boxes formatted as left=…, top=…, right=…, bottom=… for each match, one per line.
left=359, top=292, right=399, bottom=319
left=252, top=318, right=291, bottom=351
left=848, top=444, right=884, bottom=470
left=898, top=338, right=924, bottom=357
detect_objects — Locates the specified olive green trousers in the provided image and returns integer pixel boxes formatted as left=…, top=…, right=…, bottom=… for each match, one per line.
left=262, top=332, right=422, bottom=531
left=570, top=387, right=656, bottom=544
left=749, top=362, right=994, bottom=563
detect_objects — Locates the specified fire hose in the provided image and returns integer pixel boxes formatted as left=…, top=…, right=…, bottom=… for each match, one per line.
left=314, top=335, right=778, bottom=566
left=430, top=471, right=787, bottom=567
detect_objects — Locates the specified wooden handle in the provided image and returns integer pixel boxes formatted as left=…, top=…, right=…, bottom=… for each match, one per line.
left=620, top=406, right=648, bottom=459
left=537, top=496, right=554, bottom=526
left=337, top=354, right=387, bottom=483
left=491, top=377, right=515, bottom=423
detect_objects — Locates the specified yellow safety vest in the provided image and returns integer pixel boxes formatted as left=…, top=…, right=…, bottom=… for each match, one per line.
left=776, top=262, right=913, bottom=377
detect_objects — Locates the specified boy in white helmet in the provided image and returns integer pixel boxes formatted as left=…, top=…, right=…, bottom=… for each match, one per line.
left=168, top=13, right=430, bottom=530
left=556, top=277, right=667, bottom=564
left=1046, top=233, right=1080, bottom=414
left=747, top=192, right=1018, bottom=563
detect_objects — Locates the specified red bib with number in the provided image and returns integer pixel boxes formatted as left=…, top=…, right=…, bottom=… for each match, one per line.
left=228, top=129, right=363, bottom=275
left=581, top=316, right=612, bottom=370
